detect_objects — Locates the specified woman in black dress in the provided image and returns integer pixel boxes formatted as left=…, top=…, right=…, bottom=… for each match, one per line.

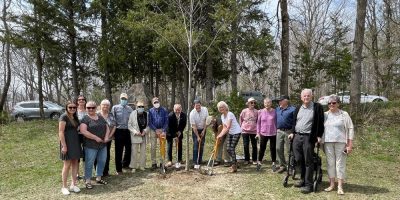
left=59, top=100, right=81, bottom=195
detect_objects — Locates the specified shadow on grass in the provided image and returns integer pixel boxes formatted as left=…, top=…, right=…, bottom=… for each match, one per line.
left=345, top=183, right=390, bottom=195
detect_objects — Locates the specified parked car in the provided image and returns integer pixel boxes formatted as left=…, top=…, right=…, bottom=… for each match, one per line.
left=318, top=91, right=389, bottom=105
left=238, top=91, right=265, bottom=104
left=10, top=101, right=65, bottom=121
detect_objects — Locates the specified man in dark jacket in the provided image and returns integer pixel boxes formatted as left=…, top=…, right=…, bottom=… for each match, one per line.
left=166, top=104, right=187, bottom=168
left=288, top=89, right=324, bottom=194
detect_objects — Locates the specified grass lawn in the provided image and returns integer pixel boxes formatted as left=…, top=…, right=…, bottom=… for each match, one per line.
left=0, top=107, right=399, bottom=199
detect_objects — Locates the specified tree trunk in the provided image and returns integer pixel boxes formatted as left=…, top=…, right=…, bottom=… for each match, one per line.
left=368, top=2, right=381, bottom=95
left=170, top=65, right=176, bottom=109
left=36, top=48, right=45, bottom=118
left=0, top=0, right=12, bottom=112
left=350, top=0, right=367, bottom=115
left=101, top=0, right=113, bottom=106
left=205, top=52, right=213, bottom=103
left=383, top=0, right=393, bottom=98
left=280, top=0, right=289, bottom=96
left=68, top=0, right=79, bottom=98
left=230, top=18, right=238, bottom=92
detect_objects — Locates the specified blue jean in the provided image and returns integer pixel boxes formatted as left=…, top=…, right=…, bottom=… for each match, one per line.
left=85, top=146, right=107, bottom=180
left=192, top=129, right=206, bottom=165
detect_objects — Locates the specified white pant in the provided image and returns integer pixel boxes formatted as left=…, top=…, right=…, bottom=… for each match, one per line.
left=130, top=141, right=146, bottom=169
left=324, top=142, right=347, bottom=179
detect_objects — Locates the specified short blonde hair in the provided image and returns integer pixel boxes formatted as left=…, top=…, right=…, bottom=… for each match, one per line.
left=100, top=99, right=110, bottom=105
left=173, top=104, right=182, bottom=111
left=217, top=101, right=229, bottom=111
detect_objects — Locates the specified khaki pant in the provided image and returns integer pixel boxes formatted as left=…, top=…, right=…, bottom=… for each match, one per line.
left=276, top=129, right=290, bottom=167
left=324, top=142, right=347, bottom=179
left=130, top=141, right=146, bottom=169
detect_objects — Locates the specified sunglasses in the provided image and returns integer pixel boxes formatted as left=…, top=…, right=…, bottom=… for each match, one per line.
left=137, top=106, right=144, bottom=108
left=328, top=102, right=337, bottom=105
left=250, top=102, right=256, bottom=104
left=153, top=101, right=159, bottom=104
left=68, top=106, right=77, bottom=109
left=87, top=107, right=96, bottom=110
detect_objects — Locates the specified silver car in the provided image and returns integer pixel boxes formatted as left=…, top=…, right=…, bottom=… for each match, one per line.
left=318, top=91, right=389, bottom=105
left=11, top=101, right=65, bottom=121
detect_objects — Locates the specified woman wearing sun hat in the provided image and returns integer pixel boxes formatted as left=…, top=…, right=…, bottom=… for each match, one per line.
left=239, top=97, right=258, bottom=165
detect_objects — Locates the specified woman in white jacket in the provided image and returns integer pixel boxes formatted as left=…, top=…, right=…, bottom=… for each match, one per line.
left=128, top=101, right=149, bottom=172
left=322, top=95, right=354, bottom=195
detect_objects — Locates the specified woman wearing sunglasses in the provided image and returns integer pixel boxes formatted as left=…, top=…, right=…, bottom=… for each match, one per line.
left=59, top=101, right=81, bottom=195
left=322, top=95, right=354, bottom=195
left=80, top=101, right=110, bottom=189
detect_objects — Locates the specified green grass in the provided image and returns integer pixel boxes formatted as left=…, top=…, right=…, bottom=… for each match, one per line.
left=1, top=107, right=400, bottom=199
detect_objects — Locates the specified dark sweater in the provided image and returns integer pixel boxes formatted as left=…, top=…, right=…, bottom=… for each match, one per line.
left=292, top=102, right=324, bottom=143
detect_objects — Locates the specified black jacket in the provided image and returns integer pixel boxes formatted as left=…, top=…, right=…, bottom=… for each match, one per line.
left=167, top=112, right=187, bottom=138
left=292, top=102, right=324, bottom=143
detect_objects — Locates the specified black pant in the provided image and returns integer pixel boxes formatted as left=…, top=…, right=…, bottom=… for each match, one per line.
left=115, top=129, right=132, bottom=172
left=94, top=141, right=112, bottom=175
left=293, top=134, right=314, bottom=188
left=258, top=135, right=276, bottom=162
left=167, top=134, right=183, bottom=162
left=242, top=133, right=258, bottom=162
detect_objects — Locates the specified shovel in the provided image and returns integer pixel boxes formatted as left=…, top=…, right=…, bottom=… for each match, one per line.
left=194, top=135, right=203, bottom=169
left=201, top=139, right=221, bottom=176
left=159, top=134, right=167, bottom=174
left=175, top=136, right=181, bottom=169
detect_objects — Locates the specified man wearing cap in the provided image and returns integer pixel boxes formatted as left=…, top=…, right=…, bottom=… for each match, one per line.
left=148, top=97, right=169, bottom=169
left=239, top=97, right=258, bottom=165
left=189, top=100, right=209, bottom=169
left=288, top=89, right=324, bottom=194
left=111, top=93, right=134, bottom=174
left=275, top=95, right=296, bottom=173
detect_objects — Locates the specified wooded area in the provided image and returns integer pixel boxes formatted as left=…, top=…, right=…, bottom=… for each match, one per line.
left=1, top=0, right=399, bottom=115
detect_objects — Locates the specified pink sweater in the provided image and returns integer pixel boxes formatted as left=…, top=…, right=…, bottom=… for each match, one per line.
left=240, top=108, right=258, bottom=133
left=257, top=109, right=277, bottom=136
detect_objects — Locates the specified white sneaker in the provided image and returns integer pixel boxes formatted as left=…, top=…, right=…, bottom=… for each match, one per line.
left=61, top=187, right=70, bottom=195
left=69, top=185, right=80, bottom=193
left=131, top=169, right=136, bottom=173
left=194, top=165, right=200, bottom=169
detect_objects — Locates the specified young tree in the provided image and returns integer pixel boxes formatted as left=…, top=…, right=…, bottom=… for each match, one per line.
left=279, top=0, right=289, bottom=96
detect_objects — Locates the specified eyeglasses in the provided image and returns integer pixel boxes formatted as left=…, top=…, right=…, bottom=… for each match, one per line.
left=87, top=107, right=96, bottom=110
left=153, top=101, right=159, bottom=104
left=68, top=106, right=77, bottom=109
left=328, top=102, right=337, bottom=105
left=137, top=106, right=144, bottom=108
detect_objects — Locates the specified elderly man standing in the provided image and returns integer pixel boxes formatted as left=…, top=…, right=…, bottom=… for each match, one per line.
left=275, top=95, right=295, bottom=173
left=166, top=104, right=187, bottom=168
left=148, top=97, right=169, bottom=170
left=112, top=93, right=134, bottom=175
left=189, top=100, right=209, bottom=169
left=288, top=89, right=324, bottom=194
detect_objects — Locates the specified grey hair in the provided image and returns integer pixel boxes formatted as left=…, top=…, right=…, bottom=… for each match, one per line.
left=173, top=104, right=182, bottom=111
left=100, top=99, right=110, bottom=105
left=301, top=88, right=313, bottom=96
left=328, top=95, right=341, bottom=104
left=217, top=101, right=229, bottom=111
left=264, top=97, right=272, bottom=103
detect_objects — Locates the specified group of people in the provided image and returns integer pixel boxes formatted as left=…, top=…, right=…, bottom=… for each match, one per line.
left=58, top=88, right=354, bottom=196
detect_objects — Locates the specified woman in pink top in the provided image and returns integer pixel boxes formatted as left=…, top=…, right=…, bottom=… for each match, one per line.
left=240, top=97, right=258, bottom=165
left=256, top=98, right=277, bottom=171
